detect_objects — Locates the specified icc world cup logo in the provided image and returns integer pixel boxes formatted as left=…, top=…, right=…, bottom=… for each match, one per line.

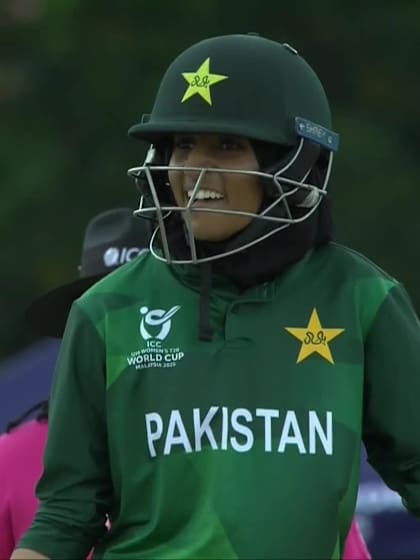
left=139, top=306, right=181, bottom=341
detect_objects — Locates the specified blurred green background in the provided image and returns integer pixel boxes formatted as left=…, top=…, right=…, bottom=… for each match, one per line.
left=1, top=0, right=419, bottom=361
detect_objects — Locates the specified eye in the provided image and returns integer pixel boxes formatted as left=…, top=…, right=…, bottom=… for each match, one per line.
left=219, top=136, right=245, bottom=151
left=173, top=135, right=195, bottom=150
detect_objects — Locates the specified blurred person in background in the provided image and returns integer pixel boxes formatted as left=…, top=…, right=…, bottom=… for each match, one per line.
left=344, top=522, right=370, bottom=559
left=0, top=208, right=150, bottom=559
left=13, top=33, right=420, bottom=559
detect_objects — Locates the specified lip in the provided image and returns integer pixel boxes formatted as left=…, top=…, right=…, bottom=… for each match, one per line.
left=191, top=198, right=224, bottom=208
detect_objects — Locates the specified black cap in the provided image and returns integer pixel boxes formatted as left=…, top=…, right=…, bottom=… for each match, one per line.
left=26, top=208, right=151, bottom=338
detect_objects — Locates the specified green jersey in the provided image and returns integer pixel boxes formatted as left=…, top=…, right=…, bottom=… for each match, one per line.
left=20, top=243, right=420, bottom=559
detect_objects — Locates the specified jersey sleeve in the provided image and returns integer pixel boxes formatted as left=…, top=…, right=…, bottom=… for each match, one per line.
left=363, top=282, right=420, bottom=517
left=18, top=301, right=112, bottom=559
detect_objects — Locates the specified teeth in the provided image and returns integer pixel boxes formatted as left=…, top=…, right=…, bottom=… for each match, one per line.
left=187, top=189, right=224, bottom=200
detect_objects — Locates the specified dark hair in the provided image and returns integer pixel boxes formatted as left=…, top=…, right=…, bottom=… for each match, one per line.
left=6, top=400, right=49, bottom=433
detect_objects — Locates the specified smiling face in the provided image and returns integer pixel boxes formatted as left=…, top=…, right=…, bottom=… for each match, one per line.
left=168, top=133, right=263, bottom=241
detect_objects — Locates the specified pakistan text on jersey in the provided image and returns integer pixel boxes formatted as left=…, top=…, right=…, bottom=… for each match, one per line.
left=145, top=407, right=333, bottom=458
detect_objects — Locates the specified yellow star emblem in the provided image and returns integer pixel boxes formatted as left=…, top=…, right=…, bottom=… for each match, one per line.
left=181, top=57, right=228, bottom=106
left=285, top=308, right=344, bottom=364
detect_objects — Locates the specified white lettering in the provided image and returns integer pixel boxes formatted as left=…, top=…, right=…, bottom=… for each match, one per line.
left=145, top=412, right=163, bottom=458
left=164, top=352, right=184, bottom=362
left=221, top=406, right=228, bottom=450
left=127, top=355, right=141, bottom=366
left=125, top=247, right=140, bottom=261
left=145, top=407, right=334, bottom=458
left=120, top=247, right=127, bottom=264
left=147, top=340, right=162, bottom=348
left=230, top=408, right=254, bottom=452
left=256, top=408, right=280, bottom=452
left=127, top=353, right=163, bottom=366
left=193, top=406, right=219, bottom=451
left=278, top=411, right=306, bottom=454
left=164, top=410, right=192, bottom=455
left=309, top=411, right=333, bottom=455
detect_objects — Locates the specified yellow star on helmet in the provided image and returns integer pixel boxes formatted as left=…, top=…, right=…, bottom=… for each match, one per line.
left=285, top=308, right=344, bottom=364
left=181, top=57, right=228, bottom=106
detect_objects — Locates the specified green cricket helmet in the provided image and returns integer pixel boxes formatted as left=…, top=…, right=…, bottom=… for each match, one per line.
left=128, top=33, right=339, bottom=264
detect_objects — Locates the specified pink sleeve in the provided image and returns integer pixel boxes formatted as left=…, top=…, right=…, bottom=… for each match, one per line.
left=343, top=518, right=371, bottom=560
left=0, top=422, right=48, bottom=557
left=0, top=496, right=14, bottom=560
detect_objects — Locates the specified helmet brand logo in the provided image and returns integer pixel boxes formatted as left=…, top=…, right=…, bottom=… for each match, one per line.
left=181, top=57, right=228, bottom=106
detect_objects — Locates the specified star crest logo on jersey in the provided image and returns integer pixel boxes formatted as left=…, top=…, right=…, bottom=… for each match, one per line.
left=126, top=305, right=184, bottom=371
left=285, top=308, right=344, bottom=364
left=181, top=57, right=228, bottom=105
